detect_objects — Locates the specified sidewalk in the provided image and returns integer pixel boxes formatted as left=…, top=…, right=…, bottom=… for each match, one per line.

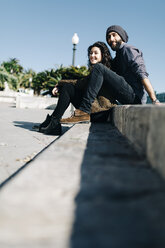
left=0, top=102, right=71, bottom=185
left=1, top=103, right=165, bottom=248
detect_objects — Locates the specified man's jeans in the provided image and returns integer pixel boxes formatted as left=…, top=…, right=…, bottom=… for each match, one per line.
left=79, top=63, right=140, bottom=113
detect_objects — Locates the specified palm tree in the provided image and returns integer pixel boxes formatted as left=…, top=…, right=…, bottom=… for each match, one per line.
left=2, top=58, right=23, bottom=75
left=0, top=58, right=89, bottom=93
left=0, top=58, right=24, bottom=90
left=0, top=66, right=17, bottom=90
left=20, top=69, right=36, bottom=89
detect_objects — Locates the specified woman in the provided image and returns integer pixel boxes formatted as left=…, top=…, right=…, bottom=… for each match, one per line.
left=35, top=41, right=112, bottom=135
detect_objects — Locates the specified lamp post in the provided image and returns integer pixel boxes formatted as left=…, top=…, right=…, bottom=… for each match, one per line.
left=72, top=33, right=79, bottom=67
left=70, top=33, right=79, bottom=114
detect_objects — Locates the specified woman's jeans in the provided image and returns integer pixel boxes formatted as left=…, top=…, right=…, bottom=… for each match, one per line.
left=79, top=63, right=140, bottom=114
left=52, top=83, right=82, bottom=119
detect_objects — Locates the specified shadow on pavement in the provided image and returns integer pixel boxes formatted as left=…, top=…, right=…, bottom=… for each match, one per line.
left=13, top=121, right=39, bottom=131
left=70, top=123, right=165, bottom=248
left=13, top=120, right=71, bottom=134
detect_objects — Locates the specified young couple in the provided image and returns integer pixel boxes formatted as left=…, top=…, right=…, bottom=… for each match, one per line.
left=34, top=25, right=160, bottom=135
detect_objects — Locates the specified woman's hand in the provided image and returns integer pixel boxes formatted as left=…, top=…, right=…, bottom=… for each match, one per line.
left=52, top=85, right=59, bottom=96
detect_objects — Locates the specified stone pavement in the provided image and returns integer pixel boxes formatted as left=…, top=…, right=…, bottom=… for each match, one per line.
left=0, top=102, right=71, bottom=185
left=1, top=103, right=165, bottom=248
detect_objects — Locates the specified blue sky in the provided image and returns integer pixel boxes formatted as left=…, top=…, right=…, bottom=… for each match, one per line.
left=0, top=0, right=164, bottom=92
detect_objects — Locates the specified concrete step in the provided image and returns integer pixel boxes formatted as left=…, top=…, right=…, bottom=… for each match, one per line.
left=112, top=105, right=165, bottom=177
left=1, top=123, right=165, bottom=247
left=0, top=123, right=90, bottom=248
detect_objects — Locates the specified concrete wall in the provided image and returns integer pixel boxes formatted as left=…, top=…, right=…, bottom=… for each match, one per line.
left=0, top=96, right=15, bottom=103
left=15, top=95, right=73, bottom=117
left=112, top=105, right=165, bottom=177
left=16, top=95, right=58, bottom=109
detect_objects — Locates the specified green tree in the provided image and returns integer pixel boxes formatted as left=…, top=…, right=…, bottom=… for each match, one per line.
left=55, top=66, right=89, bottom=80
left=2, top=58, right=23, bottom=75
left=0, top=66, right=17, bottom=90
left=0, top=58, right=24, bottom=90
left=0, top=58, right=89, bottom=94
left=32, top=66, right=89, bottom=95
left=20, top=69, right=36, bottom=89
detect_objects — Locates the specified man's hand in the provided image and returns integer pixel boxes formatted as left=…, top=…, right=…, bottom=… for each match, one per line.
left=152, top=99, right=161, bottom=105
left=152, top=99, right=164, bottom=105
left=141, top=78, right=161, bottom=105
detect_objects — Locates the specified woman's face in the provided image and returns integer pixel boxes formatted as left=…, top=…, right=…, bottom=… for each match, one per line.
left=89, top=46, right=102, bottom=65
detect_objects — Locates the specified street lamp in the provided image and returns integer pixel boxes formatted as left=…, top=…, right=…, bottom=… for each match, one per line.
left=70, top=33, right=79, bottom=114
left=72, top=33, right=79, bottom=66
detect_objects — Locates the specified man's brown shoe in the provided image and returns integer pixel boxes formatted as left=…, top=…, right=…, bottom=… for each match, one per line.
left=60, top=109, right=90, bottom=124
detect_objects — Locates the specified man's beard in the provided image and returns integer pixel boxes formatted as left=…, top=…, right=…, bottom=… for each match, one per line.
left=109, top=39, right=122, bottom=51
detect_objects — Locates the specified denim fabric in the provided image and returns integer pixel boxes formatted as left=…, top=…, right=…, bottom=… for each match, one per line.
left=79, top=63, right=139, bottom=114
left=52, top=83, right=82, bottom=118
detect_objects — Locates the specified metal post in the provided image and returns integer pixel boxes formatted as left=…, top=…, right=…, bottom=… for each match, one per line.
left=71, top=33, right=79, bottom=115
left=72, top=44, right=76, bottom=67
left=70, top=44, right=77, bottom=114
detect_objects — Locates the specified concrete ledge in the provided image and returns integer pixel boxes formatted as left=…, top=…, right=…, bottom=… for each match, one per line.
left=16, top=95, right=58, bottom=109
left=111, top=104, right=165, bottom=177
left=0, top=95, right=16, bottom=103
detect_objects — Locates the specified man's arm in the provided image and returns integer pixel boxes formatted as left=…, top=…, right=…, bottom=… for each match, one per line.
left=124, top=46, right=160, bottom=104
left=142, top=78, right=160, bottom=104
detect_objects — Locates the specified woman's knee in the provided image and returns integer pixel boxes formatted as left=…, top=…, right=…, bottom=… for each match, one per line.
left=93, top=63, right=105, bottom=73
left=60, top=83, right=75, bottom=94
left=61, top=83, right=74, bottom=90
left=62, top=83, right=78, bottom=102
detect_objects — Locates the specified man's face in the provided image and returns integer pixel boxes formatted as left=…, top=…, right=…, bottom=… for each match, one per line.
left=107, top=32, right=123, bottom=51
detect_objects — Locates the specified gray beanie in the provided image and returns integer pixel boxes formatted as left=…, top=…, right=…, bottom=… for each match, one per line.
left=106, top=25, right=129, bottom=43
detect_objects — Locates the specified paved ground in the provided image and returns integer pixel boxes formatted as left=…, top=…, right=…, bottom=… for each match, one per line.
left=0, top=102, right=71, bottom=185
left=1, top=103, right=165, bottom=248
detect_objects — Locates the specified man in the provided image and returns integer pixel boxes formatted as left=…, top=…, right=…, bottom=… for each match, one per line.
left=61, top=25, right=160, bottom=124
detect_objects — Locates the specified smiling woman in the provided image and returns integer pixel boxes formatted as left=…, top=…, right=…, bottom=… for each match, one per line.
left=89, top=47, right=102, bottom=64
left=87, top=41, right=112, bottom=69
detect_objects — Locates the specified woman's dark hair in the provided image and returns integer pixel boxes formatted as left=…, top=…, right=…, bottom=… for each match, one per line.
left=87, top=41, right=112, bottom=69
